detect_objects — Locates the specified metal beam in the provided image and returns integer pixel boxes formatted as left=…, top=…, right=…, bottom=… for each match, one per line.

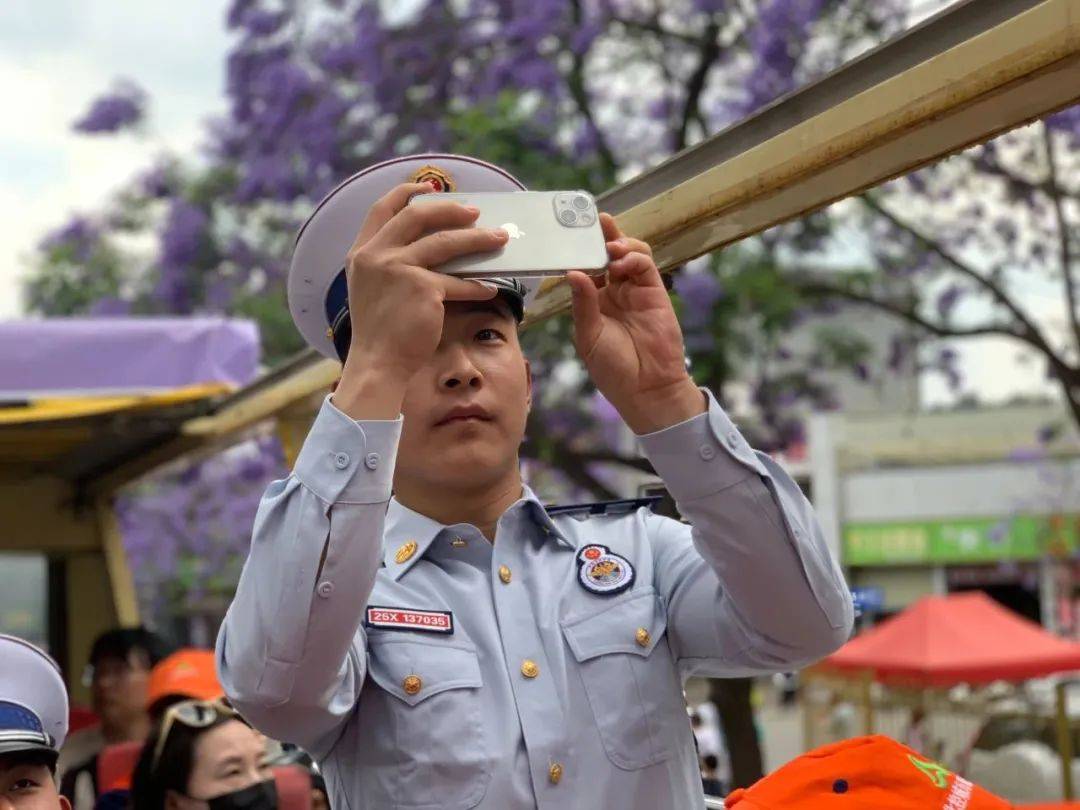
left=522, top=0, right=1080, bottom=325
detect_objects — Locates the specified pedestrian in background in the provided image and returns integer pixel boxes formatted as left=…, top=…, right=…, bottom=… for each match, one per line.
left=129, top=699, right=276, bottom=810
left=0, top=634, right=72, bottom=810
left=60, top=628, right=173, bottom=810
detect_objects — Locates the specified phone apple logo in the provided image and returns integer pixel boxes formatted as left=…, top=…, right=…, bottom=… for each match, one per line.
left=500, top=223, right=525, bottom=239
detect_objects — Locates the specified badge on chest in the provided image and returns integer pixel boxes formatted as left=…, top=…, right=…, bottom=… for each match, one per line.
left=576, top=545, right=635, bottom=596
left=365, top=606, right=454, bottom=634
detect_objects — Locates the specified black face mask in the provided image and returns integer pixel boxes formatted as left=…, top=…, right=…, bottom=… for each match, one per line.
left=206, top=780, right=278, bottom=810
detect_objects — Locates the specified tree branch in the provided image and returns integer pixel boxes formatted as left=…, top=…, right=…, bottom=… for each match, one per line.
left=791, top=275, right=1019, bottom=340
left=610, top=15, right=700, bottom=45
left=795, top=270, right=1080, bottom=426
left=567, top=0, right=619, bottom=182
left=1041, top=121, right=1080, bottom=353
left=522, top=406, right=659, bottom=499
left=859, top=194, right=1068, bottom=367
left=675, top=21, right=721, bottom=151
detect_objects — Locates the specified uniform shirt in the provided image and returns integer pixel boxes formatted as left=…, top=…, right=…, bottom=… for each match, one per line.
left=216, top=389, right=853, bottom=810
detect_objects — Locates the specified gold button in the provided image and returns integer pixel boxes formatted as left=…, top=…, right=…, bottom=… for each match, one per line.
left=395, top=540, right=418, bottom=564
left=521, top=659, right=539, bottom=679
left=403, top=674, right=422, bottom=695
left=498, top=565, right=512, bottom=584
left=548, top=762, right=563, bottom=784
left=635, top=627, right=651, bottom=647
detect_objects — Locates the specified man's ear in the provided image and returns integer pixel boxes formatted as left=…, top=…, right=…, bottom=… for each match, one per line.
left=523, top=357, right=532, bottom=412
left=57, top=793, right=72, bottom=810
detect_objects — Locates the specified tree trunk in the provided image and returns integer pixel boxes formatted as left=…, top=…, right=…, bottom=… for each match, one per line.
left=710, top=677, right=765, bottom=789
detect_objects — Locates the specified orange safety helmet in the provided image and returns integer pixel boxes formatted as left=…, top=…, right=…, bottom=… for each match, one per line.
left=146, top=649, right=222, bottom=713
left=725, top=735, right=1012, bottom=810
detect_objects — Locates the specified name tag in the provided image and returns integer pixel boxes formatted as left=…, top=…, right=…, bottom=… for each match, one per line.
left=365, top=606, right=454, bottom=635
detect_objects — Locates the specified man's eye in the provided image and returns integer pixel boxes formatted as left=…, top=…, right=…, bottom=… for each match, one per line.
left=12, top=779, right=39, bottom=791
left=476, top=328, right=503, bottom=342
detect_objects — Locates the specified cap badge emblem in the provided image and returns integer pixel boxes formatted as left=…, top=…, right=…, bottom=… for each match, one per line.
left=409, top=164, right=456, bottom=192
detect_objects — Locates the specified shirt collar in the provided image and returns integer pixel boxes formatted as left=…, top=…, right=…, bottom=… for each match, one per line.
left=383, top=485, right=571, bottom=579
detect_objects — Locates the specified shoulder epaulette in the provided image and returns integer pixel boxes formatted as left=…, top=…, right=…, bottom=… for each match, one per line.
left=544, top=496, right=662, bottom=518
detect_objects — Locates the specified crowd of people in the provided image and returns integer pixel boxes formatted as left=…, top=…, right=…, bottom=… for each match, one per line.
left=1, top=628, right=327, bottom=810
left=4, top=626, right=742, bottom=810
left=2, top=626, right=1017, bottom=810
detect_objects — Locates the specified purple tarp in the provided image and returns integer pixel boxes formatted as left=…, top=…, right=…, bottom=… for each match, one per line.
left=0, top=318, right=261, bottom=397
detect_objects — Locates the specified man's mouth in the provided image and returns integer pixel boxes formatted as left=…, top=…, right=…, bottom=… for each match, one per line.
left=435, top=405, right=493, bottom=426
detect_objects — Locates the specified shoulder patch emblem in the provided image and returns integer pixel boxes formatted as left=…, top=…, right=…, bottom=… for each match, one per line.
left=576, top=544, right=635, bottom=596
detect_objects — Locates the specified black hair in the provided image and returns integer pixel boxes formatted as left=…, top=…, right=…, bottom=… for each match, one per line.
left=702, top=754, right=719, bottom=771
left=0, top=749, right=58, bottom=775
left=130, top=712, right=233, bottom=810
left=90, top=627, right=174, bottom=670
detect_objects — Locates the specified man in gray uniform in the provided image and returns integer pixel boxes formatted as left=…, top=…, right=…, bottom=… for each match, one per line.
left=0, top=635, right=72, bottom=810
left=216, top=154, right=853, bottom=809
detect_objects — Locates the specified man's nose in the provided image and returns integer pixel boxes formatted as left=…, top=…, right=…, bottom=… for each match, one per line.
left=438, top=346, right=482, bottom=390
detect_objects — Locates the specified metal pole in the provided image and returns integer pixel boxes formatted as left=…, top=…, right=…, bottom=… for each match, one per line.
left=862, top=671, right=876, bottom=736
left=1056, top=681, right=1074, bottom=800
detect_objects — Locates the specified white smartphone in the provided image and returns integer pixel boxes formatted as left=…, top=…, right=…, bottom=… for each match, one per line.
left=409, top=190, right=609, bottom=277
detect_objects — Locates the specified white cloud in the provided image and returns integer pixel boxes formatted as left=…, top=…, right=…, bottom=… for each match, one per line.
left=0, top=0, right=230, bottom=317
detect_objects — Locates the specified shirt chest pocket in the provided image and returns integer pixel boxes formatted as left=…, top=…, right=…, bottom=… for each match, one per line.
left=363, top=636, right=491, bottom=809
left=560, top=587, right=684, bottom=770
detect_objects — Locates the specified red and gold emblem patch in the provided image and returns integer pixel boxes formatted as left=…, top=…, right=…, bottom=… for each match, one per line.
left=408, top=164, right=456, bottom=192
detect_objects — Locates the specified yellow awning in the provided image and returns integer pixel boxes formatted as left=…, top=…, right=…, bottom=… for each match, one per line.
left=0, top=383, right=230, bottom=426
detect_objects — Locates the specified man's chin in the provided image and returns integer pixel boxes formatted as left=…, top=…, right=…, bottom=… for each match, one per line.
left=415, top=441, right=516, bottom=483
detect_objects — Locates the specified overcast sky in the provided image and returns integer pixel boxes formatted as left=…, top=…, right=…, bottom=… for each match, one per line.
left=0, top=0, right=1062, bottom=409
left=0, top=0, right=230, bottom=316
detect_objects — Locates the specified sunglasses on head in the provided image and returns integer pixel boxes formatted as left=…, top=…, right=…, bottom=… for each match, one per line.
left=151, top=697, right=238, bottom=769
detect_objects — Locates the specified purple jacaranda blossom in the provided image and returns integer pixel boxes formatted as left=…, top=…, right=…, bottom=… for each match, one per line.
left=673, top=270, right=723, bottom=328
left=692, top=0, right=730, bottom=10
left=571, top=18, right=603, bottom=55
left=154, top=200, right=210, bottom=312
left=1008, top=446, right=1046, bottom=462
left=936, top=284, right=962, bottom=321
left=89, top=297, right=131, bottom=316
left=936, top=346, right=962, bottom=392
left=73, top=80, right=146, bottom=134
left=739, top=0, right=826, bottom=115
left=591, top=391, right=624, bottom=447
left=39, top=217, right=100, bottom=262
left=238, top=9, right=288, bottom=36
left=139, top=163, right=174, bottom=199
left=887, top=334, right=916, bottom=372
left=117, top=436, right=286, bottom=623
left=1036, top=423, right=1060, bottom=444
left=226, top=0, right=259, bottom=29
left=1046, top=105, right=1080, bottom=148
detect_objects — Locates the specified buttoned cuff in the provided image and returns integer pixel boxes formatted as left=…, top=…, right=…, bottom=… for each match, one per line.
left=637, top=388, right=767, bottom=501
left=293, top=395, right=402, bottom=505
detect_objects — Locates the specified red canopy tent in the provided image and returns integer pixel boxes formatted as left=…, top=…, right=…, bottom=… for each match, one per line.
left=822, top=592, right=1080, bottom=687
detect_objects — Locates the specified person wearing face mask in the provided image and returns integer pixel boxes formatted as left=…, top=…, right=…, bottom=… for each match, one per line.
left=129, top=700, right=276, bottom=810
left=0, top=635, right=72, bottom=810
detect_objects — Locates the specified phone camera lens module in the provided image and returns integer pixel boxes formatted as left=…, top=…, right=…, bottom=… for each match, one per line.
left=559, top=209, right=578, bottom=225
left=572, top=195, right=590, bottom=210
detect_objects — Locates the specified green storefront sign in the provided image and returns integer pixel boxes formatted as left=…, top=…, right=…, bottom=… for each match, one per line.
left=843, top=514, right=1080, bottom=566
